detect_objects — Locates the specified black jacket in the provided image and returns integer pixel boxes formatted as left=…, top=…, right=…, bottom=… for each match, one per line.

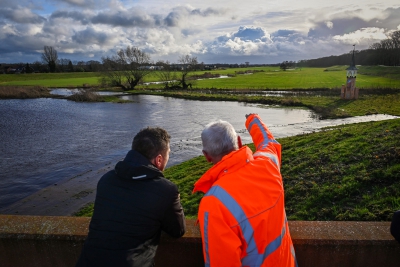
left=391, top=210, right=400, bottom=243
left=76, top=150, right=186, bottom=267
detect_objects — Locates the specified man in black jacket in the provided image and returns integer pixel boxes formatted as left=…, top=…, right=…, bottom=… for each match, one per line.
left=76, top=127, right=186, bottom=267
left=391, top=210, right=400, bottom=243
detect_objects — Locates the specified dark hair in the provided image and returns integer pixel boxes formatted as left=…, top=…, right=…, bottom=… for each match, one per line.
left=132, top=127, right=171, bottom=160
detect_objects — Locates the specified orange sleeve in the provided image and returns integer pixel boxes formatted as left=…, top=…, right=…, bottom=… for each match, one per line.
left=245, top=114, right=282, bottom=166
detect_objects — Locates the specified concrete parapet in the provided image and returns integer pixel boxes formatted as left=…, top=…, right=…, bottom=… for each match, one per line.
left=0, top=215, right=399, bottom=267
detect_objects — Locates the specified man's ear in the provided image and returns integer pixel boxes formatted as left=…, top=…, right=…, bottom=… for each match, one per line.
left=153, top=154, right=162, bottom=168
left=202, top=150, right=213, bottom=163
left=237, top=136, right=243, bottom=148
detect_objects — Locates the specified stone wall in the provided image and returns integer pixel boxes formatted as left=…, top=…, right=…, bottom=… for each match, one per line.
left=0, top=215, right=399, bottom=267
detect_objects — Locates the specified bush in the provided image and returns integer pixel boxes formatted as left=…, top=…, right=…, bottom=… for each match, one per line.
left=67, top=88, right=102, bottom=102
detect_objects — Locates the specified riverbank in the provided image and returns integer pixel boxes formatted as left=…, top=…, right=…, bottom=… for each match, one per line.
left=129, top=88, right=400, bottom=119
left=0, top=86, right=51, bottom=99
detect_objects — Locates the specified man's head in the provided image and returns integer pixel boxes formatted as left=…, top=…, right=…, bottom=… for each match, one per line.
left=132, top=127, right=171, bottom=171
left=201, top=120, right=240, bottom=164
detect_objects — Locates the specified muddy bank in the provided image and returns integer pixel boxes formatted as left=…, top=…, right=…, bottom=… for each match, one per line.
left=0, top=163, right=113, bottom=216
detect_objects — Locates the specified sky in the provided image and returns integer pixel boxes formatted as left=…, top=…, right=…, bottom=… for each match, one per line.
left=1, top=0, right=399, bottom=65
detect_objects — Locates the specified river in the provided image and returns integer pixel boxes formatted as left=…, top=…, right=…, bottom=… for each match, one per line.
left=0, top=94, right=397, bottom=212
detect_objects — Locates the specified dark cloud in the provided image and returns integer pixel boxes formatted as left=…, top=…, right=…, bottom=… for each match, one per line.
left=308, top=7, right=400, bottom=38
left=165, top=6, right=226, bottom=27
left=0, top=8, right=46, bottom=24
left=91, top=11, right=157, bottom=27
left=308, top=17, right=369, bottom=38
left=50, top=10, right=90, bottom=24
left=56, top=0, right=94, bottom=8
left=382, top=7, right=400, bottom=29
left=71, top=27, right=110, bottom=45
left=190, top=7, right=226, bottom=17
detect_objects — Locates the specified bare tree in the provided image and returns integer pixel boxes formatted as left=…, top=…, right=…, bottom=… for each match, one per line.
left=100, top=55, right=125, bottom=88
left=101, top=46, right=152, bottom=90
left=155, top=60, right=180, bottom=89
left=177, top=55, right=198, bottom=89
left=58, top=58, right=71, bottom=72
left=41, top=46, right=58, bottom=72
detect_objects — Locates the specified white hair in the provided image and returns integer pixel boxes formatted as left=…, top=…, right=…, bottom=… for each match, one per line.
left=201, top=120, right=238, bottom=160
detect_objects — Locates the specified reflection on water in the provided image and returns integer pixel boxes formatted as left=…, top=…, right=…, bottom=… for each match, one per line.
left=0, top=95, right=397, bottom=209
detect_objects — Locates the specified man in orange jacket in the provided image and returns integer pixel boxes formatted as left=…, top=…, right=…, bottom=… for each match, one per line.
left=193, top=114, right=297, bottom=267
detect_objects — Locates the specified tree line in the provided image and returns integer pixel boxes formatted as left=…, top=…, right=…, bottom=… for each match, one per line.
left=298, top=30, right=400, bottom=67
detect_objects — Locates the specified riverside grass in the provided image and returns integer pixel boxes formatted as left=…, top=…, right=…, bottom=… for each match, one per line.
left=76, top=118, right=400, bottom=220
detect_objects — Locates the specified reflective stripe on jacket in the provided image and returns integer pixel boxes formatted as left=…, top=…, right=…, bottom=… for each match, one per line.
left=193, top=114, right=297, bottom=267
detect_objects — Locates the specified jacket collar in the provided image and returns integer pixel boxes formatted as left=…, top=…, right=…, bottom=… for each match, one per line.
left=115, top=150, right=163, bottom=181
left=193, top=146, right=253, bottom=194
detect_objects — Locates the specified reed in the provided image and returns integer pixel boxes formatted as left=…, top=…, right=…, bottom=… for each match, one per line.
left=0, top=86, right=50, bottom=98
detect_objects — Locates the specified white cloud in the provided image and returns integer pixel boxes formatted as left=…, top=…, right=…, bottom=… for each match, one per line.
left=333, top=27, right=388, bottom=45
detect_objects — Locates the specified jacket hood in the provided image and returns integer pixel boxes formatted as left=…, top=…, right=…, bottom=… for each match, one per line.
left=192, top=146, right=253, bottom=194
left=114, top=150, right=163, bottom=181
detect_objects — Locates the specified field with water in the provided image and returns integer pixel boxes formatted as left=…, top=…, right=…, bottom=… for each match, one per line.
left=1, top=65, right=400, bottom=89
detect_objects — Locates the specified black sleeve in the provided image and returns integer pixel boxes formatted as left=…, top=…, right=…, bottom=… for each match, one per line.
left=390, top=210, right=400, bottom=243
left=161, top=187, right=186, bottom=238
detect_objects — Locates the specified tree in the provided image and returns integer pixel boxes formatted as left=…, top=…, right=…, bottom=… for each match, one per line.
left=68, top=61, right=74, bottom=72
left=101, top=46, right=152, bottom=90
left=177, top=55, right=198, bottom=89
left=25, top=63, right=32, bottom=73
left=280, top=61, right=288, bottom=71
left=41, top=46, right=58, bottom=72
left=58, top=58, right=71, bottom=72
left=155, top=60, right=180, bottom=89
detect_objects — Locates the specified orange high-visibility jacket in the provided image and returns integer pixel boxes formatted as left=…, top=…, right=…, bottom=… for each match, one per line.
left=193, top=114, right=297, bottom=267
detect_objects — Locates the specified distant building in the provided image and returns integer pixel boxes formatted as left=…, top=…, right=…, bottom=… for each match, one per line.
left=341, top=45, right=359, bottom=99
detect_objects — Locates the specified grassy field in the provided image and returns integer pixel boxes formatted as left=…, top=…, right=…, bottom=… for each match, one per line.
left=0, top=72, right=100, bottom=87
left=1, top=65, right=400, bottom=89
left=76, top=118, right=400, bottom=221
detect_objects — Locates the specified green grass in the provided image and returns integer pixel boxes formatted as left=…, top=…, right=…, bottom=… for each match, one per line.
left=1, top=66, right=400, bottom=89
left=0, top=72, right=101, bottom=87
left=76, top=119, right=400, bottom=220
left=281, top=119, right=400, bottom=221
left=141, top=66, right=400, bottom=89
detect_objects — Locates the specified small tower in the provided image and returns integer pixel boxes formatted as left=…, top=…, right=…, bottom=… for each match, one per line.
left=341, top=45, right=359, bottom=99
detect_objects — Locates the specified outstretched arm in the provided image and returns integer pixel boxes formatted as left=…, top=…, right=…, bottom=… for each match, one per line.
left=245, top=113, right=282, bottom=169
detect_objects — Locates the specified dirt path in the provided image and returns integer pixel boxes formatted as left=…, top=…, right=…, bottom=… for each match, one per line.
left=1, top=163, right=113, bottom=216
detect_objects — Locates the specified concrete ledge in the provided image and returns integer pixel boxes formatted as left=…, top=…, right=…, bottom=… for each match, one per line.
left=0, top=215, right=399, bottom=267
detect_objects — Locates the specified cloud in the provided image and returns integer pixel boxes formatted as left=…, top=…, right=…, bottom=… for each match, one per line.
left=0, top=2, right=399, bottom=64
left=333, top=27, right=388, bottom=45
left=50, top=10, right=91, bottom=25
left=0, top=7, right=46, bottom=24
left=71, top=27, right=112, bottom=45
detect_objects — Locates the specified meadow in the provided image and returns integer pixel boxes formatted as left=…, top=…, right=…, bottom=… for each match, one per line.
left=1, top=65, right=400, bottom=89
